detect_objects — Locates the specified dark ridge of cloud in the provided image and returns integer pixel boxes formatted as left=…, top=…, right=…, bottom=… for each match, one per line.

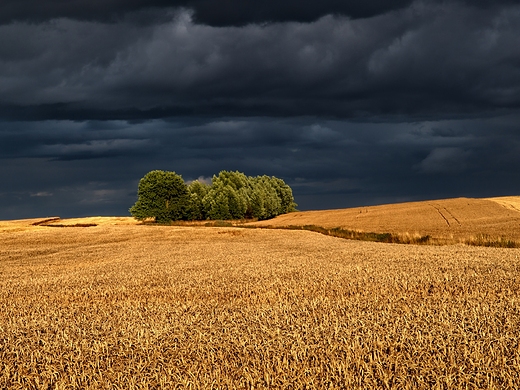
left=1, top=4, right=520, bottom=122
left=0, top=104, right=198, bottom=122
left=186, top=0, right=414, bottom=26
left=0, top=0, right=413, bottom=26
left=187, top=0, right=519, bottom=27
left=0, top=1, right=176, bottom=25
left=1, top=0, right=517, bottom=26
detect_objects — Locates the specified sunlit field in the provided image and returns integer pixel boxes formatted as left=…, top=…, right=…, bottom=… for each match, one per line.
left=1, top=219, right=520, bottom=389
left=252, top=196, right=520, bottom=246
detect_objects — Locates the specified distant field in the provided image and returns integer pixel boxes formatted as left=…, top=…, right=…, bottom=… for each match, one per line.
left=0, top=216, right=139, bottom=233
left=1, top=218, right=520, bottom=388
left=251, top=196, right=520, bottom=245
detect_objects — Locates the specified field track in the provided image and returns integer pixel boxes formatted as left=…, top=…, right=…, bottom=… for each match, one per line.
left=1, top=216, right=520, bottom=388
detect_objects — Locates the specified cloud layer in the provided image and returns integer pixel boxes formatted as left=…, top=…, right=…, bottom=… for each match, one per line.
left=2, top=115, right=520, bottom=219
left=1, top=0, right=520, bottom=219
left=0, top=2, right=519, bottom=120
left=2, top=0, right=518, bottom=26
left=0, top=0, right=416, bottom=26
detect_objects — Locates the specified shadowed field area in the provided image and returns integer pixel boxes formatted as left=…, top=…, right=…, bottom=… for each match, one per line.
left=1, top=221, right=520, bottom=388
left=251, top=196, right=520, bottom=245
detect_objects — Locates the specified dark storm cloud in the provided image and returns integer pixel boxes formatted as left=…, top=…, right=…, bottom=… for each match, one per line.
left=0, top=0, right=417, bottom=26
left=2, top=115, right=520, bottom=219
left=0, top=120, right=155, bottom=160
left=1, top=0, right=517, bottom=26
left=1, top=0, right=520, bottom=220
left=1, top=2, right=520, bottom=121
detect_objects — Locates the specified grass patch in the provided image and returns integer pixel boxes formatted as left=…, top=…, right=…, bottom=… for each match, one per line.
left=204, top=220, right=234, bottom=227
left=140, top=219, right=257, bottom=227
left=288, top=225, right=432, bottom=245
left=465, top=234, right=519, bottom=248
left=248, top=224, right=520, bottom=247
left=249, top=224, right=432, bottom=245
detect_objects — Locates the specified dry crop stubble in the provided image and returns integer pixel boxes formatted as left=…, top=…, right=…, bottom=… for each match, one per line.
left=1, top=223, right=520, bottom=388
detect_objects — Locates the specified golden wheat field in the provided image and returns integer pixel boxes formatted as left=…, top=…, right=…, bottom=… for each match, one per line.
left=1, top=212, right=520, bottom=389
left=252, top=196, right=520, bottom=245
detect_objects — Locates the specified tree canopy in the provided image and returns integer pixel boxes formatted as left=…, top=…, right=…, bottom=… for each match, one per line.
left=130, top=170, right=297, bottom=222
left=129, top=170, right=189, bottom=223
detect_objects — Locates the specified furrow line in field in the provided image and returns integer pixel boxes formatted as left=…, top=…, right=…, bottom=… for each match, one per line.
left=443, top=207, right=462, bottom=226
left=429, top=204, right=450, bottom=227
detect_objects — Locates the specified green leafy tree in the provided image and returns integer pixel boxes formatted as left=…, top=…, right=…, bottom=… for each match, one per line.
left=249, top=188, right=265, bottom=219
left=203, top=171, right=250, bottom=220
left=131, top=169, right=297, bottom=222
left=186, top=180, right=210, bottom=220
left=204, top=189, right=232, bottom=220
left=129, top=170, right=189, bottom=223
left=213, top=170, right=250, bottom=192
left=225, top=185, right=248, bottom=219
left=269, top=177, right=297, bottom=214
left=251, top=176, right=281, bottom=219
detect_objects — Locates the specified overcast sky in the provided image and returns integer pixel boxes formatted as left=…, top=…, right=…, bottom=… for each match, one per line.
left=1, top=0, right=520, bottom=219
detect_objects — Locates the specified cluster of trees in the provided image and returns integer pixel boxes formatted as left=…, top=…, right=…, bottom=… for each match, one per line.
left=130, top=170, right=297, bottom=223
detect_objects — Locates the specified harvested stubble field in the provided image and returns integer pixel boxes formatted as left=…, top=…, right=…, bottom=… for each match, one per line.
left=1, top=216, right=520, bottom=389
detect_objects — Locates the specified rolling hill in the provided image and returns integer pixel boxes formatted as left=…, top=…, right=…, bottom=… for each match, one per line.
left=2, top=196, right=520, bottom=244
left=251, top=196, right=520, bottom=243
